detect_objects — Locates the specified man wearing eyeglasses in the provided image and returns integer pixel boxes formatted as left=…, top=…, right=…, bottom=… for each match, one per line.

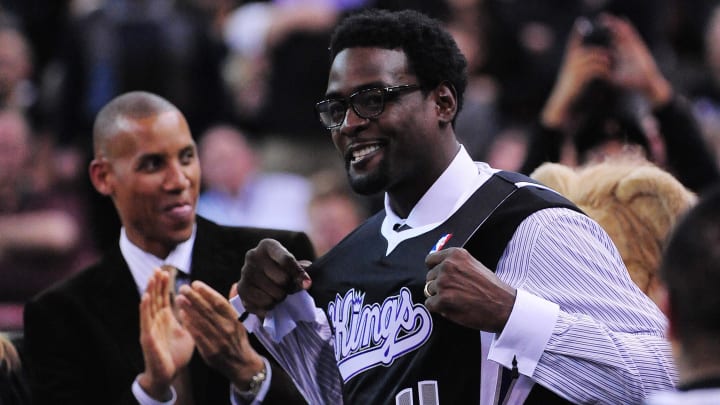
left=224, top=8, right=676, bottom=405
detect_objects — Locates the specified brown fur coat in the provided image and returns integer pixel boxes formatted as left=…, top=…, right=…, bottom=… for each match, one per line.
left=531, top=156, right=696, bottom=306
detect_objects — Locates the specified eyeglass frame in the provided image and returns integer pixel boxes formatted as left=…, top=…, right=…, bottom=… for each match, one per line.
left=314, top=84, right=421, bottom=129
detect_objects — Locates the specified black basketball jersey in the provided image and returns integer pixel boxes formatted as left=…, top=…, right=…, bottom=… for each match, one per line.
left=308, top=171, right=580, bottom=405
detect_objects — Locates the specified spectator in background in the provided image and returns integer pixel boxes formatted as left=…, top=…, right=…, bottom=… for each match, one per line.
left=0, top=23, right=35, bottom=112
left=0, top=108, right=96, bottom=331
left=481, top=0, right=671, bottom=128
left=0, top=333, right=30, bottom=405
left=0, top=0, right=72, bottom=85
left=687, top=4, right=720, bottom=167
left=221, top=0, right=368, bottom=137
left=521, top=13, right=720, bottom=193
left=197, top=124, right=312, bottom=231
left=444, top=2, right=501, bottom=163
left=306, top=169, right=367, bottom=257
left=643, top=185, right=720, bottom=404
left=484, top=125, right=530, bottom=171
left=48, top=0, right=233, bottom=151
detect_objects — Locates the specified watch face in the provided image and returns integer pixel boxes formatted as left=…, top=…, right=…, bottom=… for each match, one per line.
left=236, top=363, right=267, bottom=399
left=249, top=367, right=267, bottom=391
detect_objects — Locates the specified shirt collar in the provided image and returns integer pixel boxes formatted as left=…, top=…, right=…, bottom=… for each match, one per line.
left=381, top=145, right=497, bottom=254
left=119, top=224, right=196, bottom=294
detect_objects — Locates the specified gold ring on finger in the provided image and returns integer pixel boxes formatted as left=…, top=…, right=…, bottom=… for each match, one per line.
left=423, top=280, right=434, bottom=298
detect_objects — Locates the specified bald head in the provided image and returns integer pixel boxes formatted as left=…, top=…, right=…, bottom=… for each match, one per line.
left=93, top=91, right=179, bottom=157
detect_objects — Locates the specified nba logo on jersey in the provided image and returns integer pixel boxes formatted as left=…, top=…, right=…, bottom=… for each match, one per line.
left=429, top=233, right=452, bottom=253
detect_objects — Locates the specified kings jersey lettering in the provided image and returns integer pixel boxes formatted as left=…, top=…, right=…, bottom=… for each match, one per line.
left=328, top=287, right=433, bottom=381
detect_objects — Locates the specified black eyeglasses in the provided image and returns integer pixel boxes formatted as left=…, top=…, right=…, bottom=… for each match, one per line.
left=315, top=84, right=421, bottom=129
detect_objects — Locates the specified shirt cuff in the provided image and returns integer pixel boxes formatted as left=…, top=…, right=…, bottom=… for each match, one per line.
left=230, top=357, right=272, bottom=405
left=231, top=291, right=320, bottom=342
left=488, top=289, right=559, bottom=376
left=132, top=376, right=176, bottom=405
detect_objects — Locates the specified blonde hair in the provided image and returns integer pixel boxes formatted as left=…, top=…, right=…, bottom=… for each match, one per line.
left=0, top=333, right=21, bottom=375
left=531, top=155, right=697, bottom=305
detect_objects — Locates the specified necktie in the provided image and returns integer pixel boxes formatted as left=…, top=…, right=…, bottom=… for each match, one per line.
left=161, top=264, right=190, bottom=292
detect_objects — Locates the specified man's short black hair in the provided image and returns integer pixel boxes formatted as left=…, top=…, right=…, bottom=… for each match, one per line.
left=329, top=8, right=468, bottom=119
left=660, top=185, right=720, bottom=344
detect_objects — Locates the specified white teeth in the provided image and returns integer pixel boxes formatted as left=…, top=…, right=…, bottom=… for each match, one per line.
left=352, top=145, right=381, bottom=162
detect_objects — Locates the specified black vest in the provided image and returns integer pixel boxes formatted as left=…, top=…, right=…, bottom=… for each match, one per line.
left=309, top=171, right=580, bottom=404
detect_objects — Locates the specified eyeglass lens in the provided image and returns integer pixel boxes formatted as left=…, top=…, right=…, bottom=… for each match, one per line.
left=317, top=88, right=385, bottom=128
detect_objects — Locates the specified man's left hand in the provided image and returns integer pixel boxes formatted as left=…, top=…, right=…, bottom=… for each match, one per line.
left=176, top=281, right=265, bottom=389
left=424, top=247, right=517, bottom=333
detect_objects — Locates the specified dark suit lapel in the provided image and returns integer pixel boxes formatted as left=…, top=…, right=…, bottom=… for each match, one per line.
left=90, top=248, right=145, bottom=373
left=187, top=218, right=240, bottom=404
left=191, top=217, right=239, bottom=293
left=186, top=217, right=313, bottom=404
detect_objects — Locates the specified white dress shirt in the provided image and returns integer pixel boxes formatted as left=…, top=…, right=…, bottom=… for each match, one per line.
left=120, top=226, right=194, bottom=405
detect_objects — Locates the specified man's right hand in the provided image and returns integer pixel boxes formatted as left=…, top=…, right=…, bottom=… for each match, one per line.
left=237, top=238, right=312, bottom=319
left=137, top=269, right=195, bottom=401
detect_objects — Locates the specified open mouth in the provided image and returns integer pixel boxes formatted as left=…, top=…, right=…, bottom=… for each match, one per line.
left=347, top=141, right=385, bottom=166
left=351, top=145, right=381, bottom=163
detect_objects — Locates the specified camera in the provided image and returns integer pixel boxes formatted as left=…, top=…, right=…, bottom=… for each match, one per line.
left=579, top=17, right=612, bottom=47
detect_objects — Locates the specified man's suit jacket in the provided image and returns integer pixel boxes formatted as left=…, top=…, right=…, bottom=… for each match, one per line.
left=23, top=216, right=314, bottom=404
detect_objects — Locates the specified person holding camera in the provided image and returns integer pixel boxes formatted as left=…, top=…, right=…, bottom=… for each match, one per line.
left=520, top=13, right=720, bottom=193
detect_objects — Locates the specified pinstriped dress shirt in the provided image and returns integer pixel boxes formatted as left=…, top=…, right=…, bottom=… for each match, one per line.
left=237, top=147, right=677, bottom=404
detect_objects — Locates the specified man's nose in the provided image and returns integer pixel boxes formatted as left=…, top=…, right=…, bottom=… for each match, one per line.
left=164, top=161, right=191, bottom=190
left=340, top=106, right=368, bottom=135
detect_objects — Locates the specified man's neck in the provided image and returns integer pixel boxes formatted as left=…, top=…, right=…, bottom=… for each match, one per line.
left=387, top=181, right=435, bottom=219
left=387, top=142, right=461, bottom=218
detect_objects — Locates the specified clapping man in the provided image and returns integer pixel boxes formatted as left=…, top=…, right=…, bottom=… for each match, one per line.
left=23, top=91, right=312, bottom=404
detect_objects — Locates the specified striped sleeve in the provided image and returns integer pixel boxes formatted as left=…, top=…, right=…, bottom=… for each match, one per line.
left=492, top=208, right=677, bottom=403
left=249, top=304, right=343, bottom=405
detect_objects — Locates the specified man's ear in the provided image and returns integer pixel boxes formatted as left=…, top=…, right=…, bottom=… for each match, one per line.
left=89, top=158, right=113, bottom=196
left=434, top=81, right=458, bottom=126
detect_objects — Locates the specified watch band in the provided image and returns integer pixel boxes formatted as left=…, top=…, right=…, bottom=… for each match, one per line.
left=234, top=362, right=268, bottom=400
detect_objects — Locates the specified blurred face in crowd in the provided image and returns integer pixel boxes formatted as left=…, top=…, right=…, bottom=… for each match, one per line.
left=0, top=110, right=30, bottom=190
left=308, top=193, right=363, bottom=257
left=90, top=110, right=200, bottom=258
left=198, top=126, right=256, bottom=195
left=0, top=29, right=31, bottom=101
left=706, top=8, right=720, bottom=78
left=326, top=48, right=442, bottom=203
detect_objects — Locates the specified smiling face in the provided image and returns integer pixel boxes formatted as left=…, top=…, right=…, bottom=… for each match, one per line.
left=326, top=47, right=458, bottom=216
left=90, top=110, right=200, bottom=258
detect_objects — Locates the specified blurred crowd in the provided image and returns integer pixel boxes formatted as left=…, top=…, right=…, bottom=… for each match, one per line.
left=1, top=0, right=719, bottom=336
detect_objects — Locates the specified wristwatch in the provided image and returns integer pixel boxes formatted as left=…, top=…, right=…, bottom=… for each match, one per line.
left=234, top=363, right=268, bottom=400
